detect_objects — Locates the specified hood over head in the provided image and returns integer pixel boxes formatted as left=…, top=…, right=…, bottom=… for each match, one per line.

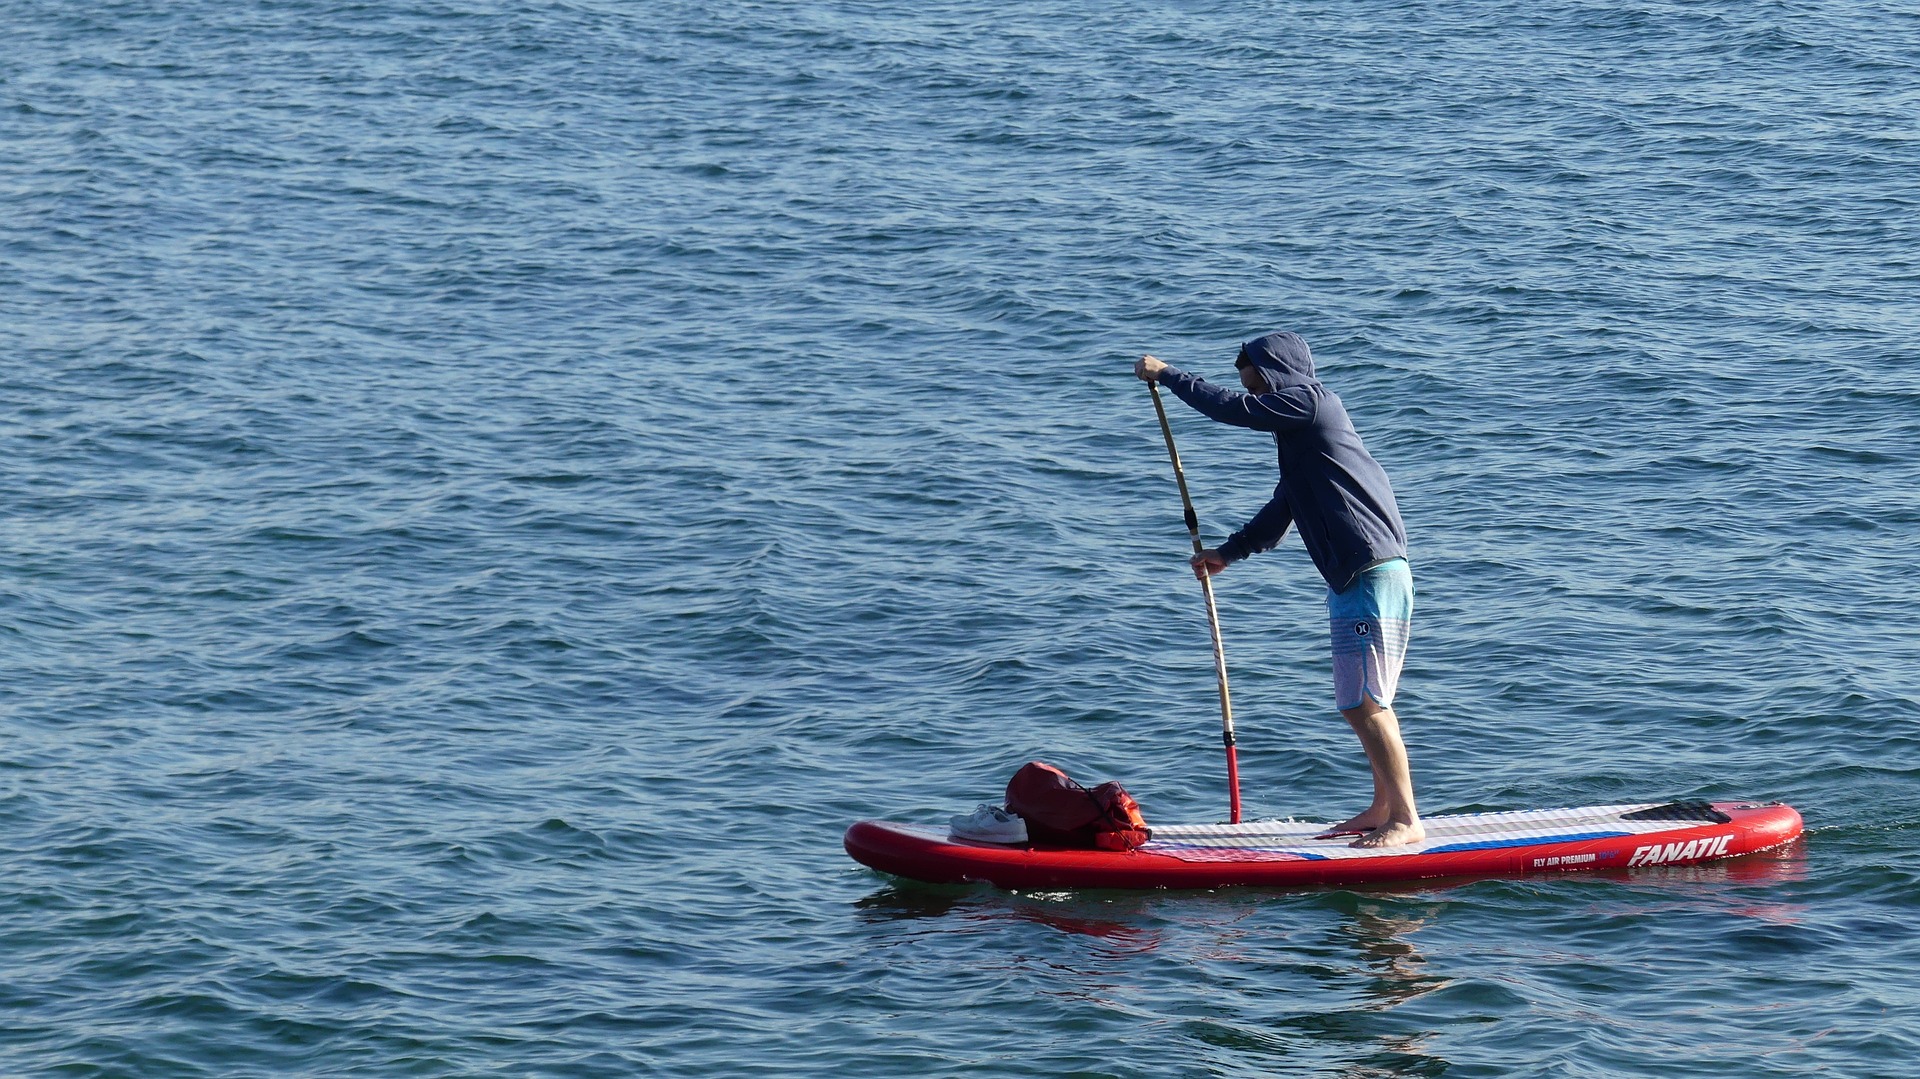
left=1235, top=332, right=1317, bottom=393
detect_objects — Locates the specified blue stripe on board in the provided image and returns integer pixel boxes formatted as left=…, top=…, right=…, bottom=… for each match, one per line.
left=1422, top=831, right=1631, bottom=855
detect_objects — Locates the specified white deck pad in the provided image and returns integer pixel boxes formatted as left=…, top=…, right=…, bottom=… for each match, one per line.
left=1146, top=803, right=1717, bottom=862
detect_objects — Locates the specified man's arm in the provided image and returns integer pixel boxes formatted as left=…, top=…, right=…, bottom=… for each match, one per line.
left=1218, top=483, right=1294, bottom=564
left=1136, top=356, right=1316, bottom=432
left=1190, top=483, right=1294, bottom=577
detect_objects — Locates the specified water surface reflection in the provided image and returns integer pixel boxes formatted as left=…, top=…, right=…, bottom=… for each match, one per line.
left=851, top=846, right=1812, bottom=1074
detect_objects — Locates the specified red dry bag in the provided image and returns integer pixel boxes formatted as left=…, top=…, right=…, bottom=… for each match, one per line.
left=1004, top=761, right=1152, bottom=851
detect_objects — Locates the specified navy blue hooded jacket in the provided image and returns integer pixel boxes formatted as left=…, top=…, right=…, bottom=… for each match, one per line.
left=1156, top=332, right=1407, bottom=592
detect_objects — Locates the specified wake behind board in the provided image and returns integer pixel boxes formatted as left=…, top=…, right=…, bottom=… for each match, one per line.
left=845, top=800, right=1803, bottom=890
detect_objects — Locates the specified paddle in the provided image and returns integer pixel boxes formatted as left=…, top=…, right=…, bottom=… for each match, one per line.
left=1148, top=381, right=1243, bottom=824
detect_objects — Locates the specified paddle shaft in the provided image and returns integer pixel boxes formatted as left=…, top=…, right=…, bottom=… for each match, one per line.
left=1148, top=381, right=1242, bottom=824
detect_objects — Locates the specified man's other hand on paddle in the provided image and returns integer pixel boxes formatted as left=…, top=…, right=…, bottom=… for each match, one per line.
left=1134, top=355, right=1167, bottom=382
left=1190, top=549, right=1227, bottom=579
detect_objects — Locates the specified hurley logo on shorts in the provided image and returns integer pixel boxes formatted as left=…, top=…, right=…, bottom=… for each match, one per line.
left=1628, top=834, right=1733, bottom=867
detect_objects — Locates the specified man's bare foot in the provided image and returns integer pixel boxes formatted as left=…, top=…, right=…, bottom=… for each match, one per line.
left=1350, top=819, right=1426, bottom=849
left=1317, top=807, right=1389, bottom=839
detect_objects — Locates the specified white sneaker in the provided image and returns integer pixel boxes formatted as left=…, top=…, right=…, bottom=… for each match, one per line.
left=948, top=803, right=1028, bottom=844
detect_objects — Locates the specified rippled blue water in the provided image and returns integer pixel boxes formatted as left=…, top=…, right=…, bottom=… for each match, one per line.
left=5, top=1, right=1919, bottom=1075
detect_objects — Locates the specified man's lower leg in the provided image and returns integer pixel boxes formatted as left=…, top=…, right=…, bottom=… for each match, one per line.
left=1340, top=700, right=1423, bottom=848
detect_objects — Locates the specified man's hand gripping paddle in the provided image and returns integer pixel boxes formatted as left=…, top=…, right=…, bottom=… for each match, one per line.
left=1148, top=380, right=1243, bottom=824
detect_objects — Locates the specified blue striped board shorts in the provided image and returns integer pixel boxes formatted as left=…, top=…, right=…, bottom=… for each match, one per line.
left=1326, top=558, right=1413, bottom=711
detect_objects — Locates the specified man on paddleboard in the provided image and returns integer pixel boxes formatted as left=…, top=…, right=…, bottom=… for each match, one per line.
left=1135, top=333, right=1421, bottom=848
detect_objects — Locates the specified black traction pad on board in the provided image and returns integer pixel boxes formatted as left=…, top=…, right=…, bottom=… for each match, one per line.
left=1620, top=799, right=1733, bottom=824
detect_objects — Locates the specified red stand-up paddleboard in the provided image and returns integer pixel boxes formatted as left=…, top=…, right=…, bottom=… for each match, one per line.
left=845, top=800, right=1803, bottom=890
